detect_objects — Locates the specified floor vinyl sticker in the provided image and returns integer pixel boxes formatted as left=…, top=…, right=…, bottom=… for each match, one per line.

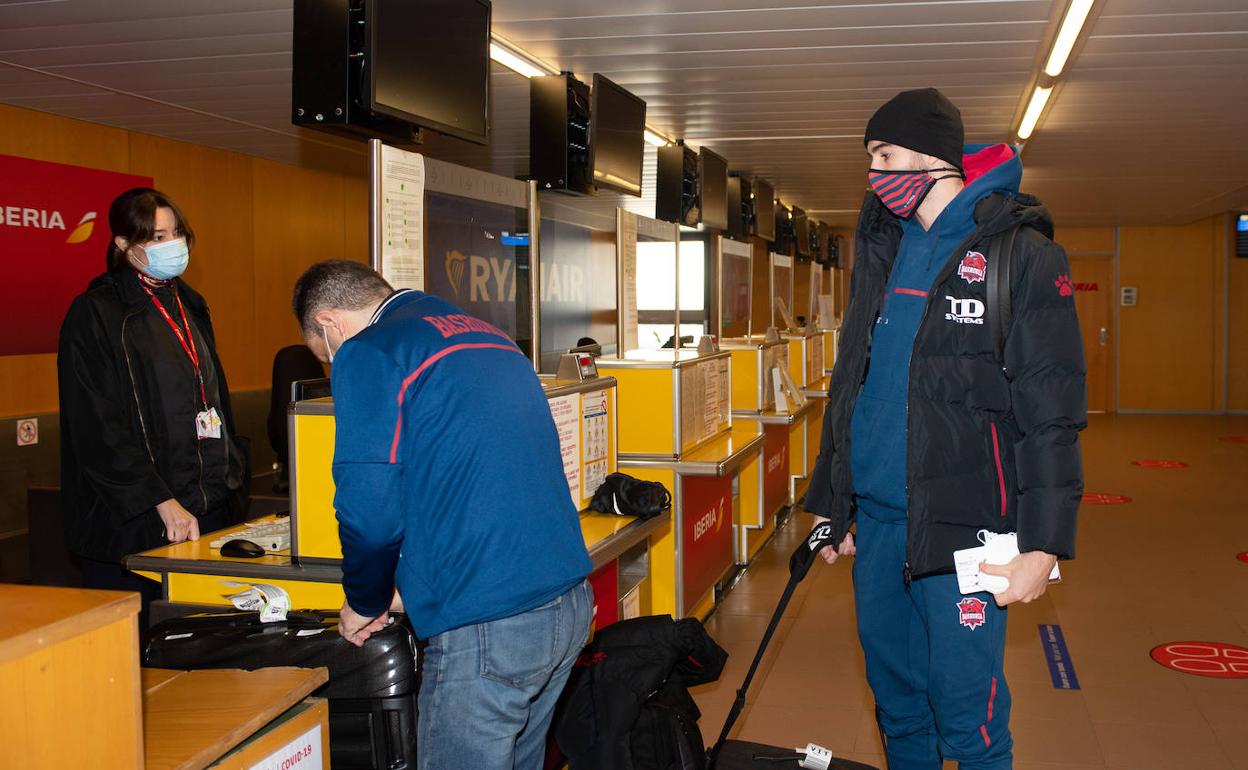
left=1150, top=642, right=1248, bottom=679
left=1038, top=624, right=1080, bottom=690
left=1081, top=493, right=1132, bottom=505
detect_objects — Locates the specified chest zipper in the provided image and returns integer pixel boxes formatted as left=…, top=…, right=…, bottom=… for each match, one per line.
left=121, top=313, right=157, bottom=465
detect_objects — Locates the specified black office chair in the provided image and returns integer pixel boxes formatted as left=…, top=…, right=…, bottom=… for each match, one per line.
left=267, top=345, right=327, bottom=493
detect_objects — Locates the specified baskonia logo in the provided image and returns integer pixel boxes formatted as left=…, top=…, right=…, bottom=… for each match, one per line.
left=1, top=205, right=97, bottom=244
left=440, top=250, right=586, bottom=304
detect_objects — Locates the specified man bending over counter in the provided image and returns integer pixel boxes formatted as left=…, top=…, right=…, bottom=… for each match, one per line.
left=291, top=260, right=592, bottom=770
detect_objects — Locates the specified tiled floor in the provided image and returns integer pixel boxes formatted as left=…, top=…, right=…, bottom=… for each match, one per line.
left=691, top=414, right=1248, bottom=769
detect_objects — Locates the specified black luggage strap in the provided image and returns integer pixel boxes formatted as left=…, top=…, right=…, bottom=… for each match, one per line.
left=986, top=224, right=1020, bottom=371
left=708, top=523, right=840, bottom=763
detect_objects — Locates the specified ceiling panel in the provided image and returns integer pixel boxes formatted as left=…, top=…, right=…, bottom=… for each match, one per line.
left=0, top=0, right=1244, bottom=228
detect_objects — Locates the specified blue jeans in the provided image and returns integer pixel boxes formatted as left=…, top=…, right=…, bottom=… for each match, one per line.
left=417, top=580, right=592, bottom=770
left=853, top=514, right=1012, bottom=770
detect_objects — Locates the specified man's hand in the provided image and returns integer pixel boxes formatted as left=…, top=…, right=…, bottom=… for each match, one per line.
left=980, top=551, right=1058, bottom=607
left=156, top=498, right=200, bottom=543
left=339, top=601, right=389, bottom=647
left=812, top=516, right=856, bottom=565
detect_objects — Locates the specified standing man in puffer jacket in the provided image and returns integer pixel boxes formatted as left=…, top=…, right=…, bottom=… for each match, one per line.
left=805, top=88, right=1087, bottom=769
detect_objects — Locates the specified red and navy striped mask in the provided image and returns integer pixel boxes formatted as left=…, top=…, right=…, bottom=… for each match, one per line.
left=868, top=166, right=963, bottom=219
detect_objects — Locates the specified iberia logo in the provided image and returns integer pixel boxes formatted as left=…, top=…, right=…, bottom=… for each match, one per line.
left=958, top=251, right=987, bottom=284
left=444, top=249, right=468, bottom=299
left=1, top=205, right=97, bottom=244
left=65, top=211, right=96, bottom=244
left=1055, top=274, right=1073, bottom=297
left=957, top=597, right=988, bottom=630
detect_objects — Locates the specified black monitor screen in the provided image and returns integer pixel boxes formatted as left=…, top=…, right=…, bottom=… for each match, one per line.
left=754, top=178, right=776, bottom=240
left=699, top=148, right=728, bottom=231
left=367, top=0, right=492, bottom=145
left=590, top=74, right=646, bottom=196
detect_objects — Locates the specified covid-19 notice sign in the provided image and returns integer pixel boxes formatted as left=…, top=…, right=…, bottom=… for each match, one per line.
left=0, top=153, right=152, bottom=356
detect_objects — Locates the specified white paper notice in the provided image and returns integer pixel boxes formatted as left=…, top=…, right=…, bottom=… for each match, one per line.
left=249, top=724, right=323, bottom=770
left=619, top=212, right=640, bottom=353
left=582, top=390, right=610, bottom=499
left=702, top=361, right=720, bottom=440
left=717, top=359, right=730, bottom=427
left=549, top=394, right=582, bottom=507
left=379, top=144, right=425, bottom=291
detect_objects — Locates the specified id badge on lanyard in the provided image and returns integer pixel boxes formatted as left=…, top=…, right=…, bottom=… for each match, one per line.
left=141, top=283, right=222, bottom=441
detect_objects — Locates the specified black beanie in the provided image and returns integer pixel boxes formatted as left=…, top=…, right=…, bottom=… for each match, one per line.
left=864, top=88, right=965, bottom=171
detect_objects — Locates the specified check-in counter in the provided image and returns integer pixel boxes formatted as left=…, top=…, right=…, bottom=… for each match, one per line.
left=597, top=349, right=760, bottom=620
left=128, top=370, right=663, bottom=630
left=720, top=336, right=795, bottom=562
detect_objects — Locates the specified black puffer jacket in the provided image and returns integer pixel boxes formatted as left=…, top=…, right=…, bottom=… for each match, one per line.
left=806, top=191, right=1087, bottom=577
left=556, top=615, right=728, bottom=770
left=58, top=268, right=248, bottom=562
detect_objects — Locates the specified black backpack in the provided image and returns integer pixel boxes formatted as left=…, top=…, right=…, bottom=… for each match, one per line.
left=987, top=224, right=1022, bottom=372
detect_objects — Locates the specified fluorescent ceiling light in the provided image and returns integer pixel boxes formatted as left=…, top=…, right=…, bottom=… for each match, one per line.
left=1044, top=0, right=1095, bottom=77
left=644, top=128, right=671, bottom=147
left=489, top=41, right=548, bottom=79
left=1017, top=86, right=1053, bottom=140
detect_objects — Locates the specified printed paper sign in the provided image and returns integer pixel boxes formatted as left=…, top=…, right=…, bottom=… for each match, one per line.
left=249, top=724, right=323, bottom=770
left=378, top=144, right=425, bottom=291
left=549, top=394, right=582, bottom=507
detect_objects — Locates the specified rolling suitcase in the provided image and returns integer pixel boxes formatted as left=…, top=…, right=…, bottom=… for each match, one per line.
left=707, top=523, right=881, bottom=770
left=142, top=609, right=418, bottom=770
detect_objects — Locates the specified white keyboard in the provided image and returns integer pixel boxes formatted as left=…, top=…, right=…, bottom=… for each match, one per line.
left=209, top=519, right=292, bottom=552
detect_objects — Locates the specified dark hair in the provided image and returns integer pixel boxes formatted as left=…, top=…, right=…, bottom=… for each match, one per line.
left=106, top=188, right=195, bottom=271
left=292, top=260, right=394, bottom=337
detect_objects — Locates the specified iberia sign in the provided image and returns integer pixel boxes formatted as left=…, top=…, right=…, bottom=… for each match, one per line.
left=0, top=153, right=152, bottom=356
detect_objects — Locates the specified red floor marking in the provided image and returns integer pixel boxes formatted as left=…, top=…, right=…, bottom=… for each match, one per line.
left=1151, top=642, right=1248, bottom=679
left=1219, top=436, right=1248, bottom=444
left=1237, top=552, right=1248, bottom=565
left=1082, top=493, right=1132, bottom=505
left=1131, top=460, right=1189, bottom=468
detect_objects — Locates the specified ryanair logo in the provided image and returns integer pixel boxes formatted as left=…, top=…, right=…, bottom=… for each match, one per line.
left=440, top=250, right=586, bottom=305
left=445, top=249, right=468, bottom=298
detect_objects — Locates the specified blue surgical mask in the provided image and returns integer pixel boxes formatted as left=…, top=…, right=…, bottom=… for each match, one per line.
left=136, top=237, right=189, bottom=280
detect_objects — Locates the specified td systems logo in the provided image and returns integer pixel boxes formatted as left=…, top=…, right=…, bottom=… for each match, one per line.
left=1, top=205, right=97, bottom=244
left=443, top=249, right=586, bottom=304
left=944, top=295, right=985, bottom=325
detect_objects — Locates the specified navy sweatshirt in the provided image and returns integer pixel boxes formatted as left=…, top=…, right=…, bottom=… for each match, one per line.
left=850, top=144, right=1022, bottom=523
left=330, top=290, right=591, bottom=638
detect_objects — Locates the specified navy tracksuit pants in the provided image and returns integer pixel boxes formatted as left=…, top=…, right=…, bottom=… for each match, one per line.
left=853, top=512, right=1013, bottom=769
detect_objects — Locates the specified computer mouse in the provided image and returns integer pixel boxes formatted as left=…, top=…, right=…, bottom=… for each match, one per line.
left=220, top=538, right=266, bottom=559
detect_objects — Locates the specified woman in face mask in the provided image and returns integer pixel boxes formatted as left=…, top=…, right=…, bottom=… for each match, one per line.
left=57, top=188, right=249, bottom=625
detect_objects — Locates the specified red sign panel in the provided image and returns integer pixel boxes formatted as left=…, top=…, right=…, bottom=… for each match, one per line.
left=681, top=474, right=734, bottom=615
left=1131, top=460, right=1188, bottom=469
left=0, top=153, right=153, bottom=356
left=1151, top=642, right=1248, bottom=679
left=587, top=562, right=619, bottom=630
left=1082, top=492, right=1132, bottom=505
left=762, top=424, right=790, bottom=521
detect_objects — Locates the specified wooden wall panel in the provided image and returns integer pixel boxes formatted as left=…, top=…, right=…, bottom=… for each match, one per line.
left=250, top=158, right=353, bottom=382
left=129, top=133, right=258, bottom=389
left=1054, top=226, right=1115, bottom=255
left=1229, top=216, right=1248, bottom=410
left=1119, top=217, right=1218, bottom=410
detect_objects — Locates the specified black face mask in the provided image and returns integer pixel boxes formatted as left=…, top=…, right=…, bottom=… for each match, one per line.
left=868, top=166, right=964, bottom=219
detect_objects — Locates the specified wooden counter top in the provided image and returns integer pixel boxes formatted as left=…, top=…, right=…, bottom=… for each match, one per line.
left=0, top=584, right=139, bottom=665
left=143, top=666, right=328, bottom=770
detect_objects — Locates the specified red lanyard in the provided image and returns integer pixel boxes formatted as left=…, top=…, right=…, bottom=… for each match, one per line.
left=140, top=283, right=208, bottom=407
